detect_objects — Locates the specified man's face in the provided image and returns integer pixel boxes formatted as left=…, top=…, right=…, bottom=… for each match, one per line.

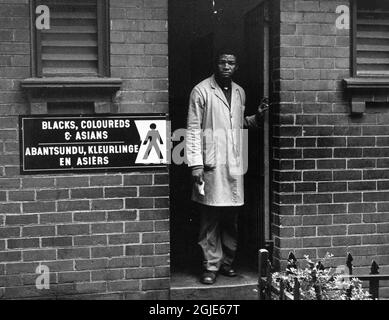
left=216, top=54, right=238, bottom=80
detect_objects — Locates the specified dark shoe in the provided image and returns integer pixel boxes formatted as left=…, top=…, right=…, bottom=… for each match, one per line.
left=219, top=265, right=237, bottom=277
left=200, top=270, right=217, bottom=285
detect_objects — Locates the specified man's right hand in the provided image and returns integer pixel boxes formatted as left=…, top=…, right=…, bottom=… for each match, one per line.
left=191, top=166, right=204, bottom=185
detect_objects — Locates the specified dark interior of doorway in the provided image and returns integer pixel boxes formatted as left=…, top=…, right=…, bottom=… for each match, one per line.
left=169, top=0, right=268, bottom=281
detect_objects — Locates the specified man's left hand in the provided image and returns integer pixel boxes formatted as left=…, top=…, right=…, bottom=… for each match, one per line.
left=257, top=101, right=270, bottom=117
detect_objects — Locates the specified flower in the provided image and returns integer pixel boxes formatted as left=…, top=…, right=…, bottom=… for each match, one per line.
left=271, top=253, right=372, bottom=300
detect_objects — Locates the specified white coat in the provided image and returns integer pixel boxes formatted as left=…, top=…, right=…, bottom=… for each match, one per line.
left=186, top=75, right=258, bottom=207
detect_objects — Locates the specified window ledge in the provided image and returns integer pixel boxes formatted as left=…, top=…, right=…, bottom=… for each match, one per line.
left=343, top=77, right=389, bottom=90
left=21, top=77, right=123, bottom=114
left=343, top=78, right=389, bottom=114
left=21, top=77, right=122, bottom=91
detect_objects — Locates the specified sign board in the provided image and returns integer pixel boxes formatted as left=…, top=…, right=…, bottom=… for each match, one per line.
left=19, top=114, right=168, bottom=175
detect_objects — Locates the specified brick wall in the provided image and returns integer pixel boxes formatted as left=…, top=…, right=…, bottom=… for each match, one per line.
left=0, top=0, right=169, bottom=299
left=272, top=0, right=389, bottom=290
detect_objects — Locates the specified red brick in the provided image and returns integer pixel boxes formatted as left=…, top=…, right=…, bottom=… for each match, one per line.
left=126, top=198, right=154, bottom=209
left=275, top=237, right=303, bottom=249
left=362, top=235, right=389, bottom=245
left=377, top=224, right=389, bottom=234
left=22, top=178, right=54, bottom=189
left=108, top=280, right=139, bottom=292
left=91, top=199, right=123, bottom=211
left=74, top=235, right=107, bottom=247
left=318, top=225, right=347, bottom=236
left=363, top=213, right=389, bottom=223
left=317, top=160, right=346, bottom=170
left=74, top=211, right=106, bottom=222
left=318, top=182, right=346, bottom=192
left=155, top=244, right=170, bottom=255
left=57, top=200, right=90, bottom=212
left=303, top=237, right=331, bottom=248
left=75, top=282, right=107, bottom=294
left=155, top=266, right=170, bottom=278
left=56, top=177, right=89, bottom=188
left=0, top=203, right=20, bottom=214
left=142, top=232, right=169, bottom=244
left=92, top=269, right=124, bottom=282
left=141, top=255, right=169, bottom=267
left=22, top=249, right=56, bottom=262
left=42, top=237, right=72, bottom=248
left=6, top=214, right=38, bottom=225
left=125, top=221, right=154, bottom=232
left=22, top=201, right=55, bottom=213
left=0, top=251, right=21, bottom=262
left=22, top=226, right=55, bottom=237
left=58, top=272, right=90, bottom=284
left=333, top=214, right=362, bottom=224
left=36, top=190, right=69, bottom=201
left=108, top=257, right=140, bottom=268
left=154, top=198, right=170, bottom=209
left=303, top=172, right=332, bottom=182
left=303, top=193, right=332, bottom=204
left=58, top=248, right=90, bottom=260
left=349, top=203, right=376, bottom=214
left=139, top=186, right=169, bottom=197
left=303, top=215, right=332, bottom=226
left=0, top=227, right=20, bottom=238
left=57, top=224, right=89, bottom=236
left=107, top=210, right=137, bottom=221
left=90, top=175, right=122, bottom=186
left=8, top=238, right=40, bottom=249
left=154, top=220, right=169, bottom=232
left=123, top=175, right=152, bottom=185
left=8, top=191, right=35, bottom=201
left=139, top=209, right=169, bottom=221
left=104, top=187, right=137, bottom=198
left=91, top=223, right=123, bottom=234
left=125, top=245, right=154, bottom=256
left=92, top=246, right=124, bottom=258
left=348, top=224, right=376, bottom=235
left=294, top=226, right=316, bottom=237
left=348, top=181, right=376, bottom=191
left=75, top=259, right=108, bottom=271
left=40, top=213, right=72, bottom=224
left=295, top=205, right=317, bottom=215
left=124, top=268, right=154, bottom=279
left=71, top=188, right=104, bottom=199
left=141, top=278, right=169, bottom=290
left=109, top=234, right=139, bottom=245
left=5, top=262, right=38, bottom=275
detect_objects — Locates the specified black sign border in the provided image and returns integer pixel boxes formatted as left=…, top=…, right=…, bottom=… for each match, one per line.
left=19, top=113, right=169, bottom=175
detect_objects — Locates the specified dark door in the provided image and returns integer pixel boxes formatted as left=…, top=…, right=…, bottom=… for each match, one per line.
left=239, top=1, right=271, bottom=264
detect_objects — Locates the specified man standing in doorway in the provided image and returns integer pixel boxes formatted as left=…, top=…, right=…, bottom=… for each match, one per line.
left=186, top=48, right=269, bottom=284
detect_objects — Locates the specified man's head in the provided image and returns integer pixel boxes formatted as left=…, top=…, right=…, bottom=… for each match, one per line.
left=214, top=48, right=238, bottom=81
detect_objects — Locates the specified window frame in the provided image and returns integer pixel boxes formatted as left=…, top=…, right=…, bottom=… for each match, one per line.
left=351, top=0, right=357, bottom=77
left=351, top=0, right=389, bottom=78
left=31, top=0, right=110, bottom=78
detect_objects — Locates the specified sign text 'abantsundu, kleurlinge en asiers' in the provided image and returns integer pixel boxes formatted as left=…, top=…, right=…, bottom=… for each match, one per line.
left=20, top=115, right=167, bottom=174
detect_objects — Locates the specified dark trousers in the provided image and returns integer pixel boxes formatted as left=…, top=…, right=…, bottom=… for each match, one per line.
left=196, top=203, right=240, bottom=272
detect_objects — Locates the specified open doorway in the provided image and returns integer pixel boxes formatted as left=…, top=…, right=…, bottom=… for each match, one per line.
left=169, top=0, right=272, bottom=295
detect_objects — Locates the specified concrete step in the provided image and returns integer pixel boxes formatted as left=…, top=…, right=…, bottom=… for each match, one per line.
left=170, top=269, right=259, bottom=300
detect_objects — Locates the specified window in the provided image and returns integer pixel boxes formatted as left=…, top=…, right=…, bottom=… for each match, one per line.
left=353, top=0, right=389, bottom=77
left=33, top=0, right=110, bottom=77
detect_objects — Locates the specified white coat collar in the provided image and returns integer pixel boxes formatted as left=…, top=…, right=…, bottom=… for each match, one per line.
left=210, top=75, right=238, bottom=109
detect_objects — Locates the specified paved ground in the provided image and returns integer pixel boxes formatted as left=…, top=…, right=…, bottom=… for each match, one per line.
left=170, top=266, right=259, bottom=300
